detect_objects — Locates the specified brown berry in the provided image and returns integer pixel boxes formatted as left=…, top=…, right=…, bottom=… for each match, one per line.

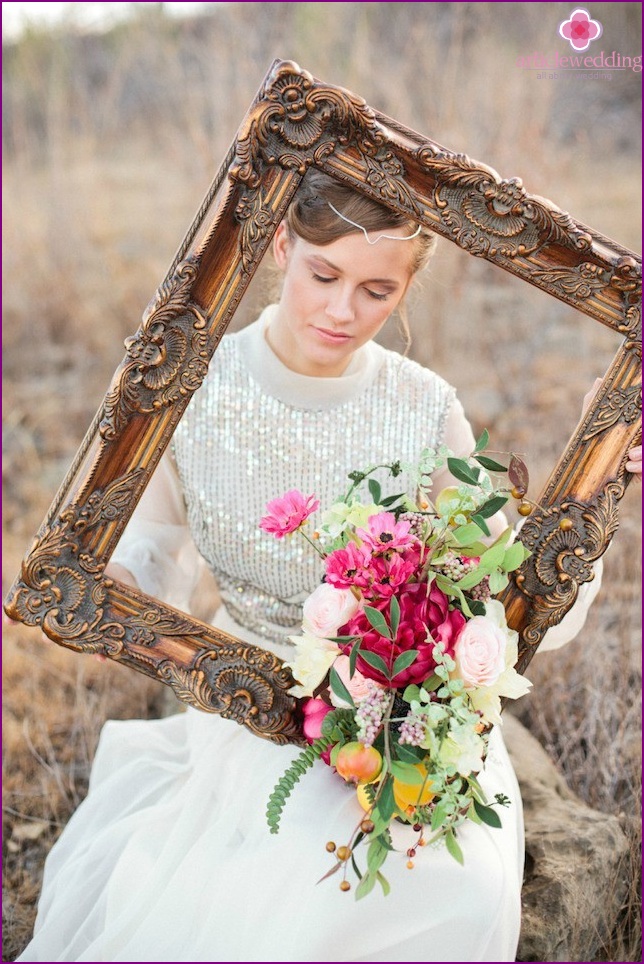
left=336, top=846, right=352, bottom=862
left=406, top=860, right=415, bottom=869
left=407, top=847, right=417, bottom=858
left=511, top=485, right=526, bottom=500
left=340, top=880, right=351, bottom=892
left=559, top=518, right=573, bottom=531
left=517, top=502, right=533, bottom=516
left=326, top=841, right=336, bottom=853
left=360, top=819, right=375, bottom=834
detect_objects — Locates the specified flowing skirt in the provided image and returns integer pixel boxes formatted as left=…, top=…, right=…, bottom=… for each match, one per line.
left=17, top=616, right=524, bottom=963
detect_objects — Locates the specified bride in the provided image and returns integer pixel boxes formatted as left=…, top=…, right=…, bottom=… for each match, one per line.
left=15, top=171, right=641, bottom=963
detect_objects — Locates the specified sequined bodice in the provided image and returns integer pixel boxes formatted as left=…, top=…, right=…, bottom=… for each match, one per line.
left=173, top=307, right=454, bottom=646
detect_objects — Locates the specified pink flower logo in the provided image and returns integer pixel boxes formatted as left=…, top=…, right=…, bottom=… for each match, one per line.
left=559, top=8, right=602, bottom=51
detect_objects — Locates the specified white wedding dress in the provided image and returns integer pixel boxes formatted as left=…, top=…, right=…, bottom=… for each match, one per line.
left=17, top=308, right=600, bottom=963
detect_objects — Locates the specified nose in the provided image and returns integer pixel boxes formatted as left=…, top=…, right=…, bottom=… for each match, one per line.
left=325, top=286, right=355, bottom=326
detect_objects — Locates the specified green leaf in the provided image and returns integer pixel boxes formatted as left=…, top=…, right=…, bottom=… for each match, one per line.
left=349, top=640, right=360, bottom=679
left=474, top=454, right=507, bottom=472
left=452, top=522, right=486, bottom=545
left=329, top=665, right=355, bottom=708
left=470, top=514, right=491, bottom=537
left=375, top=775, right=396, bottom=823
left=367, top=837, right=389, bottom=874
left=466, top=598, right=486, bottom=616
left=502, top=541, right=530, bottom=572
left=380, top=492, right=405, bottom=507
left=363, top=605, right=392, bottom=639
left=376, top=871, right=391, bottom=896
left=368, top=478, right=382, bottom=505
left=479, top=542, right=507, bottom=570
left=488, top=570, right=509, bottom=594
left=390, top=760, right=426, bottom=784
left=389, top=595, right=400, bottom=637
left=392, top=650, right=418, bottom=677
left=447, top=458, right=480, bottom=486
left=475, top=495, right=509, bottom=519
left=355, top=870, right=378, bottom=900
left=473, top=800, right=503, bottom=828
left=443, top=569, right=486, bottom=592
left=395, top=742, right=425, bottom=764
left=359, top=649, right=392, bottom=679
left=266, top=737, right=333, bottom=834
left=445, top=829, right=465, bottom=865
left=402, top=684, right=421, bottom=703
left=473, top=428, right=490, bottom=453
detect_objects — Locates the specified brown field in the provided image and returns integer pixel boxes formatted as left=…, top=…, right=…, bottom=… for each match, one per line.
left=2, top=3, right=641, bottom=961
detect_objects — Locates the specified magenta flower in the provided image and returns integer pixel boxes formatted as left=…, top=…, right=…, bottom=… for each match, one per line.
left=325, top=543, right=372, bottom=590
left=362, top=552, right=419, bottom=600
left=301, top=698, right=333, bottom=765
left=340, top=583, right=467, bottom=687
left=259, top=489, right=319, bottom=538
left=558, top=8, right=602, bottom=51
left=356, top=512, right=416, bottom=553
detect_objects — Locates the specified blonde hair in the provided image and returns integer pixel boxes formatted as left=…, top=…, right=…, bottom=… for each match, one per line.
left=284, top=170, right=436, bottom=348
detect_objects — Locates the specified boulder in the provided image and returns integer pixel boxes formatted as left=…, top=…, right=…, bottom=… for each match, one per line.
left=503, top=715, right=629, bottom=962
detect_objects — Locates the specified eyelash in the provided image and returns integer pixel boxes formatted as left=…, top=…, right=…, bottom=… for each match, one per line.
left=311, top=273, right=389, bottom=302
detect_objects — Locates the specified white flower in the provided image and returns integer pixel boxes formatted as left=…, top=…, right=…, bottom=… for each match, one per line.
left=283, top=632, right=340, bottom=698
left=465, top=600, right=532, bottom=725
left=439, top=722, right=487, bottom=776
left=302, top=584, right=359, bottom=638
left=319, top=501, right=380, bottom=539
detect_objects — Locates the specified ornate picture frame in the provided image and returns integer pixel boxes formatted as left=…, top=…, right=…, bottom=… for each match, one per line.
left=4, top=60, right=641, bottom=747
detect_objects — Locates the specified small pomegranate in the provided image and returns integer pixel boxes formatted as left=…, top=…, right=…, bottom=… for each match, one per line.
left=335, top=742, right=383, bottom=785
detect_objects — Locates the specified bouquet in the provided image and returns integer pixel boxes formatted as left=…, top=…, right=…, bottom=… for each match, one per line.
left=260, top=432, right=533, bottom=899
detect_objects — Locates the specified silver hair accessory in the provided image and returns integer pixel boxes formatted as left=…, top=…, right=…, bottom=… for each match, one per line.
left=327, top=202, right=422, bottom=244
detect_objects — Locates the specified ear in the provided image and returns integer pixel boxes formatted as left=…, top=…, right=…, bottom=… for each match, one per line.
left=272, top=222, right=291, bottom=270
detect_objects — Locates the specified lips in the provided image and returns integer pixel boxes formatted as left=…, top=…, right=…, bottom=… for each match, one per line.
left=313, top=326, right=352, bottom=344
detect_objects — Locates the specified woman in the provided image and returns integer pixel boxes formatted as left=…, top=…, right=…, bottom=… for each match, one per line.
left=16, top=172, right=641, bottom=963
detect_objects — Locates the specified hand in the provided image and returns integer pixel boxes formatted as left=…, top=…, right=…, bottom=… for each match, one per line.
left=626, top=444, right=642, bottom=477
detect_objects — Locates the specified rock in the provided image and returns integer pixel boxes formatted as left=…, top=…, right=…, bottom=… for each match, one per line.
left=503, top=715, right=629, bottom=962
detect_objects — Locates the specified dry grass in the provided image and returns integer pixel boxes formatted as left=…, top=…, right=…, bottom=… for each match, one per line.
left=2, top=3, right=641, bottom=961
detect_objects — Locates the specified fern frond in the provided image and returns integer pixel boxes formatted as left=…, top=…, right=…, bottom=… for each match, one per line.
left=266, top=737, right=332, bottom=834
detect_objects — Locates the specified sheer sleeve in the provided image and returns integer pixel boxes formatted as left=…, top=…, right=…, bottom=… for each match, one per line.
left=436, top=396, right=604, bottom=651
left=110, top=452, right=206, bottom=611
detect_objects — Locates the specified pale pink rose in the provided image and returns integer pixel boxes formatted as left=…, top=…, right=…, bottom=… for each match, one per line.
left=454, top=615, right=507, bottom=689
left=259, top=489, right=319, bottom=538
left=302, top=584, right=360, bottom=638
left=328, top=654, right=385, bottom=708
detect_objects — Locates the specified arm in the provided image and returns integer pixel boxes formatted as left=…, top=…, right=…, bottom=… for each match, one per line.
left=108, top=452, right=206, bottom=611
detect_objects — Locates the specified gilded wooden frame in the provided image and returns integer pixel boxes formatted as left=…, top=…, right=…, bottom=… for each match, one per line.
left=4, top=60, right=641, bottom=746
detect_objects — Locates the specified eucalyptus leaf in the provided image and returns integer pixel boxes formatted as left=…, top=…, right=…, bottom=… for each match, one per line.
left=488, top=570, right=509, bottom=594
left=502, top=541, right=530, bottom=572
left=452, top=522, right=485, bottom=545
left=402, top=684, right=421, bottom=703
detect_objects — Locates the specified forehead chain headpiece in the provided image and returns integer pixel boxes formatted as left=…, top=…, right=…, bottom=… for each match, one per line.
left=327, top=202, right=422, bottom=245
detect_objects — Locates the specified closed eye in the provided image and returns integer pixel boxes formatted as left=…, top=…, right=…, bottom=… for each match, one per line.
left=312, top=272, right=336, bottom=284
left=365, top=289, right=389, bottom=301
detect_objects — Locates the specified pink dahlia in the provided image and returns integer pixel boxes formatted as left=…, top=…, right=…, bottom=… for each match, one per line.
left=325, top=543, right=372, bottom=591
left=259, top=490, right=319, bottom=538
left=356, top=512, right=416, bottom=552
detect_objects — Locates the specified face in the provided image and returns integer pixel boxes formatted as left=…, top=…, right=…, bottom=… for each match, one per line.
left=268, top=223, right=415, bottom=377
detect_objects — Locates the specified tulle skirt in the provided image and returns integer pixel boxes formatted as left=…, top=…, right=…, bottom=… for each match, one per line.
left=17, top=615, right=524, bottom=963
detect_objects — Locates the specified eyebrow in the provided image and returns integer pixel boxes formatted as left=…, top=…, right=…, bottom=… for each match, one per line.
left=308, top=255, right=401, bottom=289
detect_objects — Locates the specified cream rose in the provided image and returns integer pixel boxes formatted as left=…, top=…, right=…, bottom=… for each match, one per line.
left=284, top=632, right=340, bottom=698
left=302, top=584, right=359, bottom=638
left=454, top=615, right=506, bottom=688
